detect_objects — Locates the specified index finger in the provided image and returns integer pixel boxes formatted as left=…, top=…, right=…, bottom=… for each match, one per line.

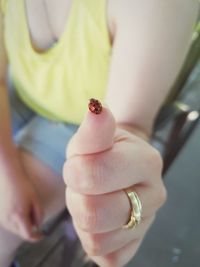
left=63, top=141, right=160, bottom=195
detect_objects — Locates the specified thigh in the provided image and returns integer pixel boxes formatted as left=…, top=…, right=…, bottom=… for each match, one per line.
left=15, top=116, right=79, bottom=175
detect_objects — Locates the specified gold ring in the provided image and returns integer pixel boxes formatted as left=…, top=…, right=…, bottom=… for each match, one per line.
left=122, top=189, right=142, bottom=230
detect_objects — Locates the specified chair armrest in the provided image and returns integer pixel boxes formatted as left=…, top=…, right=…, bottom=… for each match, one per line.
left=152, top=102, right=200, bottom=175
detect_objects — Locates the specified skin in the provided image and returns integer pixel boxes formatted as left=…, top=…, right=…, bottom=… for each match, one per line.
left=0, top=0, right=198, bottom=267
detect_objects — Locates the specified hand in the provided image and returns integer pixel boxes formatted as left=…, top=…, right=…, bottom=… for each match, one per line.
left=0, top=149, right=44, bottom=242
left=63, top=106, right=167, bottom=267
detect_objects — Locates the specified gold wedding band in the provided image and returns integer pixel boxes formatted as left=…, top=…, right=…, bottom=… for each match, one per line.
left=122, top=189, right=142, bottom=230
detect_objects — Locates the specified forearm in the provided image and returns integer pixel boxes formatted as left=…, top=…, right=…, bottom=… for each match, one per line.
left=0, top=82, right=17, bottom=161
left=106, top=0, right=199, bottom=135
left=0, top=82, right=27, bottom=184
left=0, top=10, right=15, bottom=159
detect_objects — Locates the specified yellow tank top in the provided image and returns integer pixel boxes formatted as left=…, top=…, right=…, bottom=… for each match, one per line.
left=2, top=0, right=111, bottom=124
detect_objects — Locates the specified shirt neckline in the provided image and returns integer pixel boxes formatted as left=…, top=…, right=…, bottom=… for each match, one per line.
left=21, top=0, right=76, bottom=57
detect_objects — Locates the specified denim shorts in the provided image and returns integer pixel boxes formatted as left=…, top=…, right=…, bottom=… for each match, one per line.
left=9, top=84, right=79, bottom=175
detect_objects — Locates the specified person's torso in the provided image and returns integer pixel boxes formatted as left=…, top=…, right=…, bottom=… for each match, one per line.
left=2, top=0, right=112, bottom=124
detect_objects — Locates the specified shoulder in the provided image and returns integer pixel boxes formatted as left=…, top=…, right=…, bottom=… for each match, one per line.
left=108, top=0, right=135, bottom=21
left=107, top=0, right=135, bottom=41
left=107, top=0, right=199, bottom=39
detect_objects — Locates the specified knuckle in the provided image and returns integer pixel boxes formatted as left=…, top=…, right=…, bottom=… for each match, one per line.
left=78, top=211, right=98, bottom=232
left=104, top=253, right=122, bottom=267
left=75, top=156, right=99, bottom=192
left=155, top=184, right=167, bottom=209
left=65, top=154, right=106, bottom=193
left=148, top=147, right=163, bottom=173
left=81, top=156, right=97, bottom=191
left=84, top=234, right=102, bottom=256
left=90, top=155, right=105, bottom=192
left=78, top=199, right=98, bottom=232
left=105, top=241, right=139, bottom=267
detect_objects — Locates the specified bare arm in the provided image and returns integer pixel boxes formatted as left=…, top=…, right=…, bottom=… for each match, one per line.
left=106, top=0, right=199, bottom=136
left=0, top=9, right=24, bottom=176
left=0, top=10, right=19, bottom=169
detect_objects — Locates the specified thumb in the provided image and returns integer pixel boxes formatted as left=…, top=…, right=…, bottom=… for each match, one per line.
left=67, top=99, right=116, bottom=158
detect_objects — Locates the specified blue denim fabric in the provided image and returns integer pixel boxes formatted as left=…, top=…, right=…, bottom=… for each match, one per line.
left=9, top=85, right=79, bottom=175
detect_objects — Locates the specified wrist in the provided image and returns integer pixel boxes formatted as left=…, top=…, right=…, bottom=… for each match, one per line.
left=117, top=123, right=150, bottom=141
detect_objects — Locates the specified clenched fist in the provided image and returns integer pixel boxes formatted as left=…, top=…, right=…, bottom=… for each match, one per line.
left=63, top=104, right=166, bottom=267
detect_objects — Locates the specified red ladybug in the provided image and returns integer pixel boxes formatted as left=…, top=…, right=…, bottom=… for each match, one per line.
left=88, top=98, right=102, bottom=114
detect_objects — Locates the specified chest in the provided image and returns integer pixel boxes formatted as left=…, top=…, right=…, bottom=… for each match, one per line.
left=25, top=0, right=114, bottom=52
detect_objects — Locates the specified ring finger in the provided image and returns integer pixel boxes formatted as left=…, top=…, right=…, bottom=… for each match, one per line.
left=66, top=185, right=162, bottom=234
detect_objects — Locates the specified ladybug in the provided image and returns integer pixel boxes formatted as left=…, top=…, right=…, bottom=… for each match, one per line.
left=88, top=98, right=102, bottom=114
